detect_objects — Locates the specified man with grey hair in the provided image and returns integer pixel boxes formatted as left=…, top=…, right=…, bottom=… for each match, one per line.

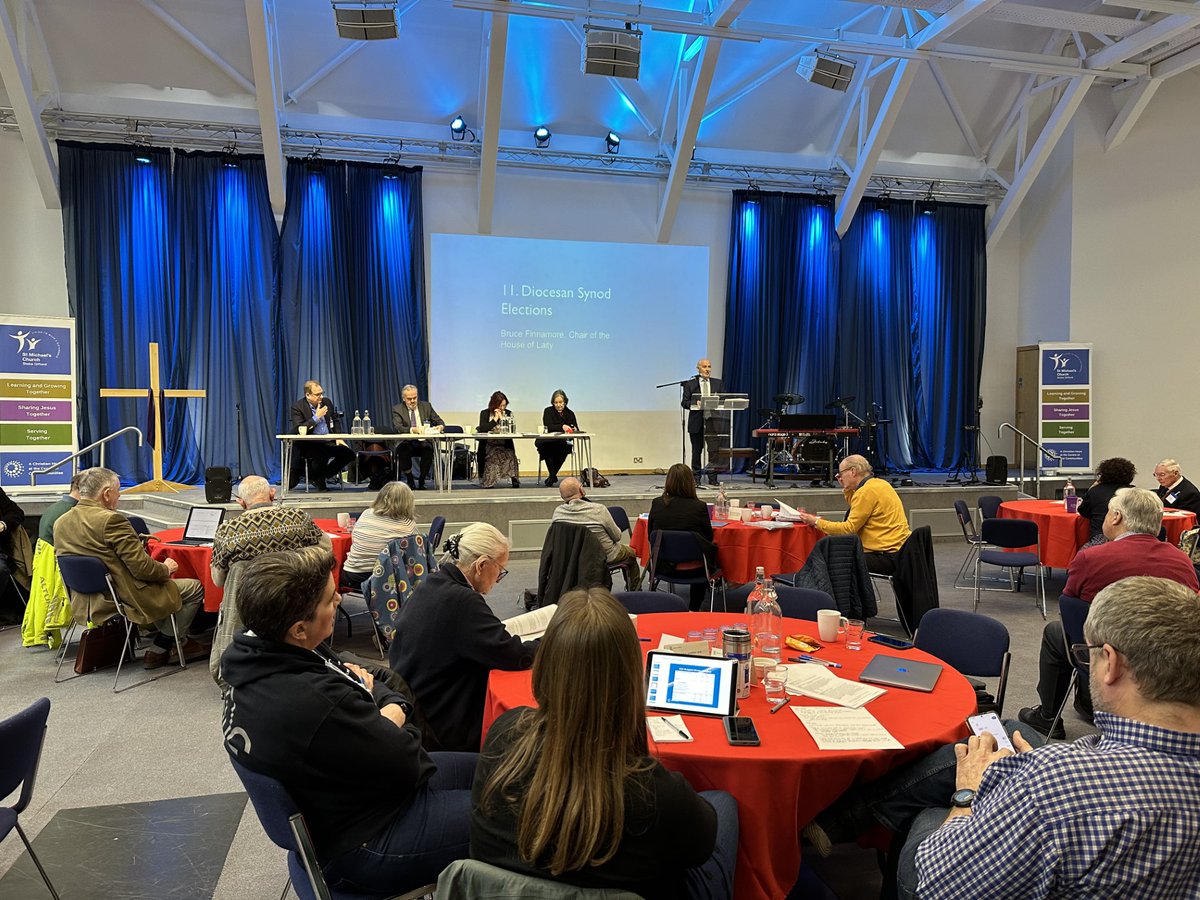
left=391, top=384, right=444, bottom=491
left=550, top=477, right=641, bottom=590
left=796, top=454, right=911, bottom=574
left=809, top=576, right=1200, bottom=900
left=1153, top=457, right=1200, bottom=517
left=207, top=474, right=330, bottom=686
left=54, top=467, right=208, bottom=669
left=1019, top=486, right=1199, bottom=738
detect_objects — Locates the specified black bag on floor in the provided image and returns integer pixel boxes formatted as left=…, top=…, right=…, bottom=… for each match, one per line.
left=582, top=467, right=610, bottom=488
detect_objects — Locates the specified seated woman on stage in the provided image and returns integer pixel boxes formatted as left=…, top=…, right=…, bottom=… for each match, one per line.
left=390, top=523, right=538, bottom=752
left=341, top=481, right=419, bottom=590
left=222, top=546, right=476, bottom=895
left=477, top=391, right=520, bottom=489
left=648, top=463, right=718, bottom=611
left=1078, top=456, right=1136, bottom=546
left=470, top=587, right=738, bottom=899
left=535, top=389, right=578, bottom=487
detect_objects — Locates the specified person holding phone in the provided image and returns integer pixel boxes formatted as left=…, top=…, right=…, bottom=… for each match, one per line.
left=470, top=587, right=739, bottom=899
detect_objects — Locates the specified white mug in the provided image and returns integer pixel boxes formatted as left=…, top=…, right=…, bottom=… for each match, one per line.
left=337, top=512, right=351, bottom=529
left=817, top=609, right=848, bottom=643
left=297, top=425, right=309, bottom=436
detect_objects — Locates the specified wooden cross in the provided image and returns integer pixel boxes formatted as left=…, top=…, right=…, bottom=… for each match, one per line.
left=99, top=342, right=206, bottom=494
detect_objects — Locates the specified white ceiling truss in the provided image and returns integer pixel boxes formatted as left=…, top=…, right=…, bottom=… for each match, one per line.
left=1, top=0, right=1199, bottom=241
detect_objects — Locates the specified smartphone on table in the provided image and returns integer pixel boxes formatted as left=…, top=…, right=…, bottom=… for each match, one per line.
left=867, top=633, right=913, bottom=650
left=967, top=711, right=1014, bottom=752
left=722, top=716, right=761, bottom=747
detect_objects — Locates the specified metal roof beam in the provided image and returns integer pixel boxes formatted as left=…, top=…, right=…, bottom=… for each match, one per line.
left=928, top=58, right=982, bottom=158
left=828, top=9, right=901, bottom=168
left=0, top=0, right=58, bottom=207
left=1103, top=75, right=1161, bottom=150
left=286, top=43, right=365, bottom=105
left=141, top=0, right=255, bottom=94
left=910, top=0, right=1006, bottom=47
left=477, top=8, right=509, bottom=234
left=1087, top=13, right=1200, bottom=68
left=1151, top=38, right=1200, bottom=75
left=21, top=0, right=58, bottom=105
left=243, top=0, right=286, bottom=215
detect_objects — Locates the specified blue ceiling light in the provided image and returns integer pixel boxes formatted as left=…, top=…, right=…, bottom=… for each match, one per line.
left=450, top=114, right=466, bottom=140
left=134, top=153, right=152, bottom=164
left=533, top=125, right=551, bottom=148
left=605, top=131, right=620, bottom=154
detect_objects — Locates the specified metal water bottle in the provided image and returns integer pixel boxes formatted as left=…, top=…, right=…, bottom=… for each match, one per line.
left=723, top=628, right=752, bottom=700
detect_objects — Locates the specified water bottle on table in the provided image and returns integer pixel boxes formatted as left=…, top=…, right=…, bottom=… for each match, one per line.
left=751, top=576, right=783, bottom=684
left=351, top=410, right=363, bottom=435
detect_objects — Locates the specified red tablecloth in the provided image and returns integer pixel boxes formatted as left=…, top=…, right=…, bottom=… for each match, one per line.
left=999, top=500, right=1195, bottom=568
left=148, top=517, right=352, bottom=612
left=483, top=612, right=975, bottom=900
left=630, top=516, right=822, bottom=583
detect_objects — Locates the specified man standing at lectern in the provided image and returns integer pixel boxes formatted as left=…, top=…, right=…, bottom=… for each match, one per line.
left=682, top=359, right=724, bottom=486
left=391, top=385, right=444, bottom=491
left=289, top=380, right=355, bottom=492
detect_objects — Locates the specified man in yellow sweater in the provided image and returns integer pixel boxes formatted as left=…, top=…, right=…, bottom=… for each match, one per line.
left=796, top=455, right=911, bottom=575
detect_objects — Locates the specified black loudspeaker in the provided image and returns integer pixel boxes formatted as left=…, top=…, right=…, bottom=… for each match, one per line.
left=205, top=466, right=233, bottom=503
left=985, top=456, right=1008, bottom=485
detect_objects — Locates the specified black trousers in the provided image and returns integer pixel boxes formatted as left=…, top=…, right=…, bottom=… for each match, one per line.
left=292, top=440, right=355, bottom=485
left=395, top=440, right=434, bottom=481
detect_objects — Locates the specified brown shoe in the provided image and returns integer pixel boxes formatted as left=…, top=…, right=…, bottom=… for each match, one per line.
left=142, top=647, right=170, bottom=670
left=179, top=638, right=213, bottom=662
left=142, top=638, right=211, bottom=670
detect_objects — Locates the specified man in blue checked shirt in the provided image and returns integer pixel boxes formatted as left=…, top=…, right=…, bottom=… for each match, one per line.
left=808, top=575, right=1200, bottom=899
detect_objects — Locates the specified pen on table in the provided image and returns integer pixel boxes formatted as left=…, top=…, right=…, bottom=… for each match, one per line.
left=638, top=637, right=652, bottom=642
left=664, top=719, right=690, bottom=740
left=789, top=655, right=842, bottom=669
left=769, top=698, right=789, bottom=714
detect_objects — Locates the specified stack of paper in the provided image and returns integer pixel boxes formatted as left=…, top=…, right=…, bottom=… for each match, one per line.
left=783, top=663, right=886, bottom=708
left=502, top=604, right=557, bottom=640
left=792, top=707, right=903, bottom=750
left=646, top=715, right=693, bottom=743
left=774, top=498, right=806, bottom=522
left=747, top=520, right=793, bottom=530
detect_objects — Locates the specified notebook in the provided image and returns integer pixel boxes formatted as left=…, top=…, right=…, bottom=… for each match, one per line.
left=644, top=651, right=739, bottom=718
left=166, top=507, right=225, bottom=547
left=858, top=654, right=943, bottom=693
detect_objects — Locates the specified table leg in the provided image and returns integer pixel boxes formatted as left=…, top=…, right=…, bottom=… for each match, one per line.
left=280, top=440, right=289, bottom=500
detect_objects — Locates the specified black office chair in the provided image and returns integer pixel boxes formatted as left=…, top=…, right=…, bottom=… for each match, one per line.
left=0, top=697, right=60, bottom=900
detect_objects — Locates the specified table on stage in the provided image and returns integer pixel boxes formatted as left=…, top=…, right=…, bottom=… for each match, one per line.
left=999, top=499, right=1196, bottom=568
left=277, top=432, right=593, bottom=497
left=148, top=518, right=352, bottom=612
left=483, top=612, right=976, bottom=900
left=630, top=515, right=822, bottom=584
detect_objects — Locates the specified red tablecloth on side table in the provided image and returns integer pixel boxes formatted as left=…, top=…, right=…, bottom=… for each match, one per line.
left=149, top=517, right=352, bottom=612
left=630, top=516, right=822, bottom=584
left=483, top=612, right=975, bottom=900
left=999, top=500, right=1195, bottom=569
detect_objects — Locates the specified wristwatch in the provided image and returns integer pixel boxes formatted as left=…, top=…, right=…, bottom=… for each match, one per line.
left=950, top=789, right=975, bottom=808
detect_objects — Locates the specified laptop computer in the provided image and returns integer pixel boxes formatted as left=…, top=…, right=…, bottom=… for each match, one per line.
left=859, top=654, right=944, bottom=692
left=165, top=507, right=226, bottom=547
left=645, top=651, right=739, bottom=718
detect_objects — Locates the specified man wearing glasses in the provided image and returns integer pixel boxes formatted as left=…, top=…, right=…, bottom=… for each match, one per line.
left=289, top=380, right=355, bottom=492
left=1019, top=487, right=1198, bottom=739
left=1153, top=457, right=1200, bottom=517
left=806, top=575, right=1200, bottom=900
left=795, top=454, right=910, bottom=575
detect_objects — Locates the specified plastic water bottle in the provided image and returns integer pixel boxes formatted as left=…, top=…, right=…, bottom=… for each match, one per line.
left=351, top=410, right=363, bottom=435
left=508, top=412, right=517, bottom=434
left=362, top=410, right=373, bottom=434
left=746, top=566, right=765, bottom=618
left=715, top=485, right=729, bottom=521
left=752, top=577, right=784, bottom=668
left=1064, top=478, right=1077, bottom=513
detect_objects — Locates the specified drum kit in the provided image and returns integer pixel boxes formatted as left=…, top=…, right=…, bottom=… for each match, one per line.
left=753, top=393, right=900, bottom=482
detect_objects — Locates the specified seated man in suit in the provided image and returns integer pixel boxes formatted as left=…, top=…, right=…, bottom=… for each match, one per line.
left=1153, top=457, right=1200, bottom=517
left=681, top=358, right=725, bottom=486
left=1019, top=487, right=1199, bottom=737
left=551, top=477, right=641, bottom=590
left=391, top=384, right=444, bottom=491
left=53, top=467, right=209, bottom=669
left=289, top=380, right=354, bottom=492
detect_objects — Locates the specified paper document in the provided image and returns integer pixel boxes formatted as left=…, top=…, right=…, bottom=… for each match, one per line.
left=792, top=706, right=904, bottom=750
left=502, top=604, right=557, bottom=641
left=784, top=663, right=886, bottom=709
left=747, top=520, right=793, bottom=530
left=775, top=499, right=803, bottom=517
left=647, top=715, right=693, bottom=743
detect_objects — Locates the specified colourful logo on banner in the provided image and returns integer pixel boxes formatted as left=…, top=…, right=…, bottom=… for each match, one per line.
left=0, top=326, right=70, bottom=376
left=1041, top=350, right=1089, bottom=385
left=1041, top=442, right=1090, bottom=469
left=0, top=452, right=72, bottom=487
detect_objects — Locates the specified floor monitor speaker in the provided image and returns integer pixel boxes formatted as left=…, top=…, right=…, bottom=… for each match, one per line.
left=205, top=467, right=233, bottom=503
left=985, top=456, right=1008, bottom=485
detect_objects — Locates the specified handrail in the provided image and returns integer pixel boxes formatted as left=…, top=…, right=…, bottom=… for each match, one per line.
left=30, top=427, right=145, bottom=486
left=998, top=422, right=1061, bottom=498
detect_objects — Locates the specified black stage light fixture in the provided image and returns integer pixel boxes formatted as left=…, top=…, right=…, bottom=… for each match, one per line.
left=450, top=114, right=467, bottom=140
left=533, top=125, right=552, bottom=148
left=605, top=130, right=620, bottom=154
left=916, top=182, right=938, bottom=216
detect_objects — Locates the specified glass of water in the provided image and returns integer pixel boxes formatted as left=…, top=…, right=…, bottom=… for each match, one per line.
left=763, top=665, right=788, bottom=700
left=845, top=619, right=866, bottom=651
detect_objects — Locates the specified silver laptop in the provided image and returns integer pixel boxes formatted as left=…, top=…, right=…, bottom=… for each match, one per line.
left=166, top=507, right=225, bottom=547
left=859, top=654, right=943, bottom=692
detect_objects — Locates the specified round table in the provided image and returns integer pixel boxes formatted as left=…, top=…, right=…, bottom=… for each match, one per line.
left=482, top=612, right=975, bottom=900
left=999, top=500, right=1195, bottom=568
left=630, top=516, right=822, bottom=583
left=148, top=517, right=352, bottom=612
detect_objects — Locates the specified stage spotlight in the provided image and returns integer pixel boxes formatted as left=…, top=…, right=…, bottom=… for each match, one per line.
left=533, top=125, right=552, bottom=148
left=916, top=182, right=938, bottom=216
left=450, top=114, right=466, bottom=140
left=605, top=131, right=620, bottom=154
left=134, top=153, right=152, bottom=164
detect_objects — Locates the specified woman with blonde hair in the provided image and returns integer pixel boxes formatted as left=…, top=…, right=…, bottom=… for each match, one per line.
left=470, top=587, right=738, bottom=898
left=391, top=523, right=538, bottom=752
left=341, top=481, right=419, bottom=590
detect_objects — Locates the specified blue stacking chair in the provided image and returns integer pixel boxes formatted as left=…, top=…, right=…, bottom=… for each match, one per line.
left=914, top=608, right=1012, bottom=715
left=0, top=697, right=60, bottom=899
left=1048, top=595, right=1090, bottom=740
left=613, top=591, right=688, bottom=614
left=648, top=530, right=725, bottom=612
left=974, top=518, right=1046, bottom=618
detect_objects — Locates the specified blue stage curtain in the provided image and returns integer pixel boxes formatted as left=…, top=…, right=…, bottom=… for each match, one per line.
left=59, top=141, right=192, bottom=484
left=172, top=151, right=280, bottom=482
left=276, top=158, right=428, bottom=439
left=723, top=192, right=839, bottom=450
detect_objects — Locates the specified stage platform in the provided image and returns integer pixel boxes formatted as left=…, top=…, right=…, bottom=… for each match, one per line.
left=15, top=471, right=1029, bottom=560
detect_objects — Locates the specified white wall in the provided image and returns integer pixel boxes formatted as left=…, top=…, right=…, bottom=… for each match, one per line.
left=0, top=132, right=69, bottom=318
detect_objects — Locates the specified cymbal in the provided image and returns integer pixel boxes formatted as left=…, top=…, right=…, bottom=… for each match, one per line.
left=773, top=393, right=805, bottom=405
left=825, top=396, right=855, bottom=409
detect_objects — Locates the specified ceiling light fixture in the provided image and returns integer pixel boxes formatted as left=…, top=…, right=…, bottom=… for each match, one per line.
left=605, top=131, right=620, bottom=154
left=533, top=125, right=552, bottom=149
left=916, top=182, right=938, bottom=216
